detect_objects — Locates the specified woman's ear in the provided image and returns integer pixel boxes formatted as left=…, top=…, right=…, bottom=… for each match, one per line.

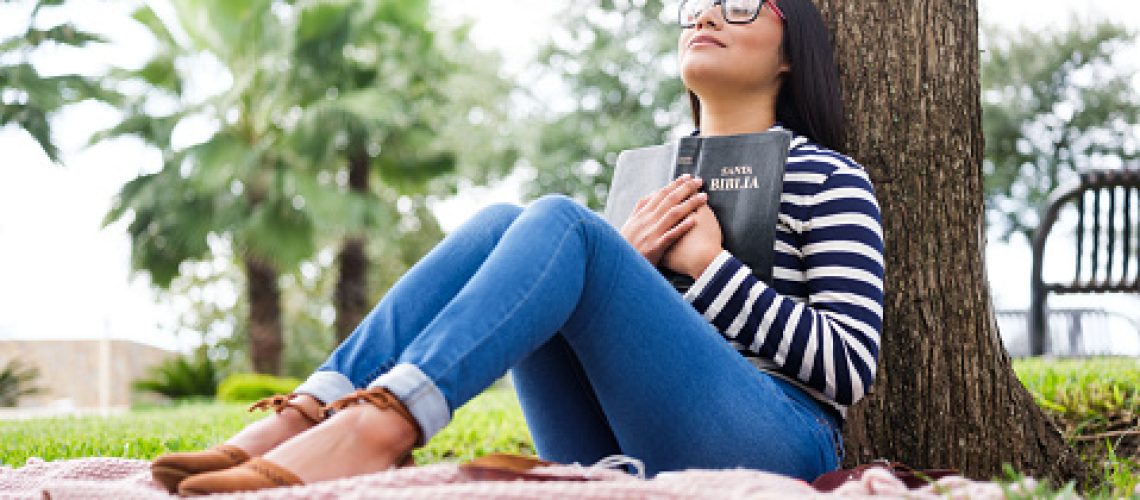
left=778, top=60, right=791, bottom=76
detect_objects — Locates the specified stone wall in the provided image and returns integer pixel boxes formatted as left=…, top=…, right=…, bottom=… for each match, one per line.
left=0, top=339, right=173, bottom=408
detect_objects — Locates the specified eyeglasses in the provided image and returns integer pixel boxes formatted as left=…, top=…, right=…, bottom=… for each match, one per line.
left=678, top=0, right=785, bottom=29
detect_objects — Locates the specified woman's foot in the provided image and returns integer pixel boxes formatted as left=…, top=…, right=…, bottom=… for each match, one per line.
left=256, top=399, right=418, bottom=483
left=150, top=394, right=324, bottom=492
left=178, top=387, right=420, bottom=495
left=226, top=393, right=325, bottom=456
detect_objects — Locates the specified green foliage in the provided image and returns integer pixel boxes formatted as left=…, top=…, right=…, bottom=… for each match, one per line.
left=0, top=387, right=530, bottom=467
left=0, top=359, right=43, bottom=407
left=216, top=373, right=302, bottom=403
left=0, top=0, right=118, bottom=162
left=132, top=351, right=220, bottom=400
left=524, top=0, right=687, bottom=209
left=981, top=21, right=1140, bottom=240
left=96, top=0, right=512, bottom=374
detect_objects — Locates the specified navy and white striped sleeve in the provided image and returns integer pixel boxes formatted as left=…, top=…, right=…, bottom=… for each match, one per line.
left=681, top=166, right=884, bottom=407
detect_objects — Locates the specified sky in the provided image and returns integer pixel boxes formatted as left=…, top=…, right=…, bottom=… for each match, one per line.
left=1, top=0, right=1139, bottom=354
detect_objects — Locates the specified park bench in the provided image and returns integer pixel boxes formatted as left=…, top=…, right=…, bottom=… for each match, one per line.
left=1028, top=169, right=1140, bottom=355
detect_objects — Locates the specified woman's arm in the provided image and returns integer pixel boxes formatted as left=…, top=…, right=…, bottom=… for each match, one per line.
left=681, top=167, right=884, bottom=407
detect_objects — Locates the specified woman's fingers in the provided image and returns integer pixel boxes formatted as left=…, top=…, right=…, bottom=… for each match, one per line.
left=644, top=174, right=695, bottom=212
left=657, top=213, right=697, bottom=249
left=653, top=189, right=707, bottom=236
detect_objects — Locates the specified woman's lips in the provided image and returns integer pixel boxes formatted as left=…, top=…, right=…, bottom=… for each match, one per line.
left=689, top=35, right=725, bottom=48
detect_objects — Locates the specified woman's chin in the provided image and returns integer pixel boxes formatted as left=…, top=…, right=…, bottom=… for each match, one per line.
left=680, top=60, right=733, bottom=91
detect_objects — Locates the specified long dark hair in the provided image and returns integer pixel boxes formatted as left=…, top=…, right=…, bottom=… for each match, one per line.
left=688, top=0, right=845, bottom=150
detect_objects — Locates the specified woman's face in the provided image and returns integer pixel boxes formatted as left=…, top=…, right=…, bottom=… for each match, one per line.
left=678, top=1, right=788, bottom=100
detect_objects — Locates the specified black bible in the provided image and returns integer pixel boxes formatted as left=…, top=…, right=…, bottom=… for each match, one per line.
left=602, top=130, right=791, bottom=293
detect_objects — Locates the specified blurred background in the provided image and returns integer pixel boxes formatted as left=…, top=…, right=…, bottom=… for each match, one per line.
left=0, top=0, right=1138, bottom=412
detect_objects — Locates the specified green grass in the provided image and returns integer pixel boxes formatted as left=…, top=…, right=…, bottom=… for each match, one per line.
left=0, top=386, right=532, bottom=467
left=3, top=360, right=1136, bottom=497
left=1013, top=357, right=1140, bottom=498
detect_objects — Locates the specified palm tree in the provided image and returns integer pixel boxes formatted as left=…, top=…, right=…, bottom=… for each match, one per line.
left=286, top=0, right=517, bottom=342
left=100, top=0, right=518, bottom=371
left=0, top=0, right=116, bottom=162
left=100, top=0, right=311, bottom=374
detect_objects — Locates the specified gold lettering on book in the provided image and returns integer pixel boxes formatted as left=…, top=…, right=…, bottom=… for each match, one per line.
left=708, top=165, right=759, bottom=191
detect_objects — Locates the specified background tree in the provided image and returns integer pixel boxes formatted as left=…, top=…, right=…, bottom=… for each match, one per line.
left=0, top=0, right=115, bottom=162
left=523, top=0, right=685, bottom=209
left=982, top=21, right=1140, bottom=240
left=99, top=0, right=515, bottom=373
left=286, top=0, right=516, bottom=342
left=101, top=0, right=315, bottom=375
left=814, top=0, right=1087, bottom=484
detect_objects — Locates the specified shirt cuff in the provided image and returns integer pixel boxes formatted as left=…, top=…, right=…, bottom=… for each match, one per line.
left=682, top=249, right=734, bottom=304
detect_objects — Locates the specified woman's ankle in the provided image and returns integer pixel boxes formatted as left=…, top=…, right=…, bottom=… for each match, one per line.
left=333, top=403, right=419, bottom=458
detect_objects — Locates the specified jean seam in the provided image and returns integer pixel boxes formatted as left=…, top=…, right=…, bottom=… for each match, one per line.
left=429, top=212, right=588, bottom=402
left=555, top=333, right=614, bottom=433
left=561, top=218, right=624, bottom=340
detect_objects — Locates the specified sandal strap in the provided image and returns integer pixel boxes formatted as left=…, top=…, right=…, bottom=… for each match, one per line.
left=212, top=444, right=251, bottom=465
left=326, top=387, right=424, bottom=447
left=247, top=393, right=323, bottom=426
left=243, top=457, right=304, bottom=487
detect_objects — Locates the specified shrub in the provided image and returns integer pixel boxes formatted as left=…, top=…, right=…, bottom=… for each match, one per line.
left=0, top=359, right=44, bottom=407
left=132, top=351, right=219, bottom=400
left=216, top=373, right=301, bottom=403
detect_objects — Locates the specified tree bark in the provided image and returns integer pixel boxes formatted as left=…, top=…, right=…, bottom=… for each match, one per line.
left=334, top=236, right=369, bottom=343
left=812, top=0, right=1088, bottom=485
left=334, top=147, right=372, bottom=343
left=245, top=256, right=283, bottom=375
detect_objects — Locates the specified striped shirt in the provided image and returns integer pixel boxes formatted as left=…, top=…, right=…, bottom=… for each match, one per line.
left=682, top=125, right=885, bottom=419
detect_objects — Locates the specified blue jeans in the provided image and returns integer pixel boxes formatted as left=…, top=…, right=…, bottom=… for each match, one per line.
left=294, top=195, right=843, bottom=480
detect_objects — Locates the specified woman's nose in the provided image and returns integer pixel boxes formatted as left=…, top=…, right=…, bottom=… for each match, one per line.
left=691, top=0, right=723, bottom=29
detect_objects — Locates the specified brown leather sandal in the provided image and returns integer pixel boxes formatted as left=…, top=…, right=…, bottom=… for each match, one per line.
left=149, top=393, right=324, bottom=493
left=177, top=387, right=422, bottom=496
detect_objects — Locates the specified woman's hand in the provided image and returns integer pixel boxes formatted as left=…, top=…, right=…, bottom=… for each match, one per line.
left=620, top=174, right=708, bottom=267
left=662, top=204, right=724, bottom=280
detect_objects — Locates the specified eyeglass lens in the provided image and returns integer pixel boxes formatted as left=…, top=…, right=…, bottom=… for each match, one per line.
left=680, top=0, right=764, bottom=27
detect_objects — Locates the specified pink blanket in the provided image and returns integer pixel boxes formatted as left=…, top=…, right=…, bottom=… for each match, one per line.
left=0, top=457, right=1030, bottom=499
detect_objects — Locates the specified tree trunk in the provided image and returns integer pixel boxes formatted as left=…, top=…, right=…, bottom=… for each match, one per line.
left=245, top=256, right=283, bottom=375
left=334, top=147, right=372, bottom=343
left=812, top=0, right=1088, bottom=485
left=334, top=236, right=369, bottom=343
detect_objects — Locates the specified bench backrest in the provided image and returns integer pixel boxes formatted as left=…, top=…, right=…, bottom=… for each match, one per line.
left=1028, top=169, right=1140, bottom=355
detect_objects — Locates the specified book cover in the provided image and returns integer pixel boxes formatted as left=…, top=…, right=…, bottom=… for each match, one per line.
left=603, top=130, right=791, bottom=292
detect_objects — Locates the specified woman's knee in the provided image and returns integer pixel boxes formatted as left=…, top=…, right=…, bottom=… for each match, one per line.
left=526, top=194, right=590, bottom=222
left=470, top=202, right=524, bottom=229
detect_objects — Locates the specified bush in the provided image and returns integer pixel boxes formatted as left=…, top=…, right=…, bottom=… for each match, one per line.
left=132, top=351, right=219, bottom=400
left=216, top=373, right=302, bottom=403
left=0, top=359, right=44, bottom=407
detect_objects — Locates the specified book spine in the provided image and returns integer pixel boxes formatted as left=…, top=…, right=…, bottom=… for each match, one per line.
left=658, top=136, right=705, bottom=293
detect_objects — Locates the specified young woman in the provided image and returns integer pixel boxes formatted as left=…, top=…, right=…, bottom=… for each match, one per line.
left=152, top=0, right=884, bottom=494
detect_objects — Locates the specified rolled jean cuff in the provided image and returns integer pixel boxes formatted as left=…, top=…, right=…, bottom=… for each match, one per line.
left=367, top=363, right=450, bottom=446
left=294, top=370, right=356, bottom=405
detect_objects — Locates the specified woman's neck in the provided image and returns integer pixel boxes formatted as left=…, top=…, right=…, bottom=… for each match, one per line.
left=697, top=94, right=777, bottom=137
